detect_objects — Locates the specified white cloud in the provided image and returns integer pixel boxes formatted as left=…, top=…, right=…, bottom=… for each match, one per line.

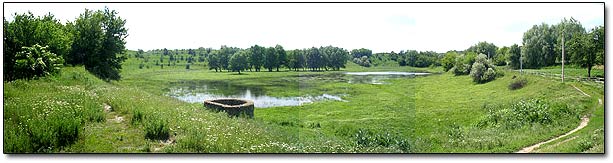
left=3, top=3, right=604, bottom=53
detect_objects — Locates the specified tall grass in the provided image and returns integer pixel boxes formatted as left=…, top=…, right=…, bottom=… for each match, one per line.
left=4, top=68, right=105, bottom=152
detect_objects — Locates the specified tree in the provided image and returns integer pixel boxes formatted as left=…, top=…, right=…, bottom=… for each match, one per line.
left=289, top=49, right=307, bottom=71
left=306, top=47, right=322, bottom=71
left=3, top=12, right=72, bottom=81
left=70, top=7, right=128, bottom=81
left=229, top=50, right=248, bottom=74
left=521, top=23, right=555, bottom=68
left=287, top=50, right=299, bottom=71
left=136, top=49, right=145, bottom=58
left=263, top=46, right=278, bottom=72
left=405, top=50, right=418, bottom=67
left=249, top=45, right=264, bottom=71
left=507, top=44, right=521, bottom=69
left=441, top=51, right=458, bottom=72
left=466, top=41, right=498, bottom=59
left=554, top=17, right=585, bottom=64
left=571, top=26, right=603, bottom=77
left=275, top=45, right=286, bottom=71
left=494, top=46, right=509, bottom=66
left=208, top=50, right=220, bottom=72
left=326, top=46, right=349, bottom=71
left=592, top=25, right=605, bottom=66
left=218, top=45, right=234, bottom=71
left=351, top=48, right=372, bottom=58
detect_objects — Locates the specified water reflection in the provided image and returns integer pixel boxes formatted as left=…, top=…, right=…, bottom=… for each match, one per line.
left=166, top=72, right=430, bottom=107
left=166, top=81, right=346, bottom=108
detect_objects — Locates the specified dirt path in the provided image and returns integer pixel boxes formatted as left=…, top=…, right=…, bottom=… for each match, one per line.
left=516, top=116, right=590, bottom=153
left=572, top=85, right=591, bottom=97
left=516, top=85, right=599, bottom=153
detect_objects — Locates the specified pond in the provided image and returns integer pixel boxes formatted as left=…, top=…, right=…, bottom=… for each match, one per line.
left=166, top=80, right=346, bottom=108
left=165, top=72, right=430, bottom=108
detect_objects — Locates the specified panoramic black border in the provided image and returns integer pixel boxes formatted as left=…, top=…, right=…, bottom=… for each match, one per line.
left=1, top=1, right=607, bottom=157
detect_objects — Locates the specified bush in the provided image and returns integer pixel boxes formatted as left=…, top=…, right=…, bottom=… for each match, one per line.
left=477, top=99, right=577, bottom=129
left=185, top=63, right=190, bottom=70
left=470, top=54, right=498, bottom=83
left=13, top=44, right=64, bottom=80
left=508, top=77, right=528, bottom=90
left=353, top=56, right=371, bottom=67
left=144, top=117, right=170, bottom=140
left=441, top=52, right=458, bottom=72
left=451, top=63, right=470, bottom=76
left=131, top=109, right=144, bottom=124
left=353, top=128, right=414, bottom=152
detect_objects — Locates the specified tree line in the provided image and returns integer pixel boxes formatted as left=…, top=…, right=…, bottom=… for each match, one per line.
left=4, top=7, right=127, bottom=81
left=143, top=45, right=351, bottom=74
left=343, top=17, right=604, bottom=78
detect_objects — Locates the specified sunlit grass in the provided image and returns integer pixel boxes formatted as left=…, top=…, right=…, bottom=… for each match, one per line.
left=3, top=56, right=603, bottom=153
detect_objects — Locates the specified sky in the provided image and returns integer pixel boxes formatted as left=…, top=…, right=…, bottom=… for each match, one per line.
left=2, top=2, right=605, bottom=53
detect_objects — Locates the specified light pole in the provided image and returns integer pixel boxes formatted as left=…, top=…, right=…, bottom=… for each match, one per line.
left=520, top=49, right=523, bottom=75
left=562, top=32, right=565, bottom=83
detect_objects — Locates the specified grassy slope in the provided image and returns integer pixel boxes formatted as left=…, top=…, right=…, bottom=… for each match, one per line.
left=532, top=82, right=604, bottom=153
left=4, top=67, right=305, bottom=153
left=523, top=65, right=605, bottom=78
left=3, top=57, right=604, bottom=153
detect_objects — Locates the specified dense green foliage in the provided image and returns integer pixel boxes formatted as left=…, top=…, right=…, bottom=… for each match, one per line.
left=441, top=51, right=458, bottom=72
left=568, top=25, right=604, bottom=77
left=470, top=54, right=500, bottom=83
left=507, top=44, right=522, bottom=69
left=3, top=7, right=128, bottom=81
left=520, top=17, right=603, bottom=75
left=508, top=77, right=528, bottom=90
left=13, top=44, right=64, bottom=79
left=3, top=8, right=604, bottom=154
left=477, top=99, right=578, bottom=129
left=229, top=50, right=249, bottom=74
left=70, top=7, right=128, bottom=81
left=466, top=41, right=498, bottom=59
left=3, top=12, right=72, bottom=81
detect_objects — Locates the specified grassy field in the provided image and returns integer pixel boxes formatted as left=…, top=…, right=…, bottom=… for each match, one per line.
left=522, top=65, right=605, bottom=78
left=3, top=56, right=604, bottom=153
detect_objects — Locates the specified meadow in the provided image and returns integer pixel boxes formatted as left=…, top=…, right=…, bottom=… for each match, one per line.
left=3, top=55, right=604, bottom=153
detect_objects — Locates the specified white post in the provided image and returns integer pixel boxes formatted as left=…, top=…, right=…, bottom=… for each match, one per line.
left=562, top=34, right=565, bottom=83
left=520, top=51, right=523, bottom=74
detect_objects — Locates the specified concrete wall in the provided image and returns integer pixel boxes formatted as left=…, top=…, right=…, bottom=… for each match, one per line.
left=203, top=98, right=254, bottom=118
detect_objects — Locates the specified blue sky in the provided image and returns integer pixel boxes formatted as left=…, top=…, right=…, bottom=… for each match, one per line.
left=3, top=3, right=604, bottom=53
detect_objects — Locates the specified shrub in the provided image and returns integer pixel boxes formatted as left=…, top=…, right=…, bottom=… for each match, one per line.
left=139, top=62, right=145, bottom=69
left=451, top=63, right=470, bottom=76
left=185, top=63, right=190, bottom=70
left=353, top=128, right=414, bottom=152
left=477, top=99, right=577, bottom=129
left=353, top=56, right=371, bottom=67
left=144, top=117, right=170, bottom=140
left=13, top=44, right=64, bottom=80
left=441, top=52, right=458, bottom=72
left=131, top=109, right=144, bottom=124
left=470, top=54, right=498, bottom=83
left=508, top=77, right=528, bottom=90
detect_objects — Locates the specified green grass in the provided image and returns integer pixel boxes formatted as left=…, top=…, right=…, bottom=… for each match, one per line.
left=3, top=56, right=604, bottom=153
left=523, top=65, right=604, bottom=78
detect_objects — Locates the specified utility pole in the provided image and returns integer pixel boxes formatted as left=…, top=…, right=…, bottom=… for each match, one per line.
left=520, top=50, right=523, bottom=74
left=562, top=33, right=565, bottom=83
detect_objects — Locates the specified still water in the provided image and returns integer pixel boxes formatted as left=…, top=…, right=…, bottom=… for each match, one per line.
left=166, top=72, right=430, bottom=108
